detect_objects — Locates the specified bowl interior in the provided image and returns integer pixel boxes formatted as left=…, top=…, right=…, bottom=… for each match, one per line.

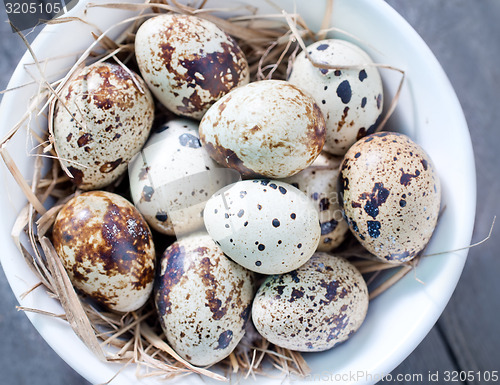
left=0, top=1, right=475, bottom=384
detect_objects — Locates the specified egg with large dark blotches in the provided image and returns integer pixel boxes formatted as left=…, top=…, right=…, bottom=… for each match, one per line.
left=135, top=14, right=249, bottom=120
left=340, top=132, right=441, bottom=263
left=252, top=253, right=368, bottom=352
left=52, top=191, right=156, bottom=312
left=203, top=179, right=320, bottom=274
left=199, top=80, right=326, bottom=178
left=288, top=39, right=383, bottom=156
left=154, top=233, right=255, bottom=366
left=53, top=62, right=154, bottom=190
left=282, top=153, right=350, bottom=251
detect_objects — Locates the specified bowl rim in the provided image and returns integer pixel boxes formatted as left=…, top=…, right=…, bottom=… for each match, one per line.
left=0, top=0, right=476, bottom=384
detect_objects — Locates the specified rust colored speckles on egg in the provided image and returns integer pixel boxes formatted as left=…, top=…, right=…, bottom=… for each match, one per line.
left=180, top=41, right=245, bottom=96
left=89, top=289, right=120, bottom=308
left=67, top=166, right=84, bottom=186
left=337, top=106, right=350, bottom=132
left=91, top=65, right=139, bottom=110
left=99, top=200, right=154, bottom=288
left=99, top=158, right=123, bottom=173
left=77, top=133, right=93, bottom=147
left=303, top=101, right=326, bottom=159
left=199, top=256, right=229, bottom=320
left=138, top=166, right=150, bottom=181
left=156, top=243, right=186, bottom=315
left=177, top=90, right=211, bottom=116
left=203, top=141, right=255, bottom=177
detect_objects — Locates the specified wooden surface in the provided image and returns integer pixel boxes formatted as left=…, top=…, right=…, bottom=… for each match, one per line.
left=0, top=1, right=499, bottom=384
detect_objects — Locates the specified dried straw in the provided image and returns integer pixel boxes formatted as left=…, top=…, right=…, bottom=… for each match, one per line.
left=0, top=0, right=424, bottom=382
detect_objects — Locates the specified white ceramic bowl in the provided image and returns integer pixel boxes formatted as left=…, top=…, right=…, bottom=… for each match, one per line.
left=0, top=1, right=475, bottom=384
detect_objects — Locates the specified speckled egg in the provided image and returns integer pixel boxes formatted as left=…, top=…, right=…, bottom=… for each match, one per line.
left=282, top=155, right=349, bottom=251
left=128, top=118, right=238, bottom=236
left=155, top=232, right=255, bottom=366
left=252, top=253, right=368, bottom=352
left=203, top=179, right=320, bottom=274
left=340, top=132, right=441, bottom=263
left=288, top=39, right=384, bottom=155
left=53, top=62, right=154, bottom=190
left=135, top=14, right=249, bottom=120
left=52, top=191, right=156, bottom=312
left=199, top=80, right=326, bottom=178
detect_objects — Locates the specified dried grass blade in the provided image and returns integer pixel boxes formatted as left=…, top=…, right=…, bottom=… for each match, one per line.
left=1, top=147, right=46, bottom=214
left=356, top=261, right=404, bottom=274
left=20, top=281, right=43, bottom=299
left=17, top=305, right=67, bottom=319
left=317, top=0, right=334, bottom=40
left=40, top=237, right=106, bottom=361
left=369, top=265, right=412, bottom=300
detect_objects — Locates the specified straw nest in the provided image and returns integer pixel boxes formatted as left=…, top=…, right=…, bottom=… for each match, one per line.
left=0, top=0, right=439, bottom=382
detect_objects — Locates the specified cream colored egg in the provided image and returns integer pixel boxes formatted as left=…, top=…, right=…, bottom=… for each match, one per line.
left=289, top=39, right=383, bottom=155
left=340, top=132, right=441, bottom=263
left=53, top=62, right=154, bottom=190
left=128, top=118, right=238, bottom=236
left=52, top=191, right=156, bottom=312
left=199, top=80, right=326, bottom=178
left=155, top=233, right=255, bottom=366
left=252, top=253, right=369, bottom=352
left=282, top=155, right=349, bottom=251
left=135, top=14, right=249, bottom=119
left=203, top=179, right=320, bottom=274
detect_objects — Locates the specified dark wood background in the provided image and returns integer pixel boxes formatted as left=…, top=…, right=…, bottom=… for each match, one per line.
left=0, top=1, right=498, bottom=384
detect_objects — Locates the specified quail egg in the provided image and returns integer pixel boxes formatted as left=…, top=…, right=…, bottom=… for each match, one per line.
left=252, top=253, right=369, bottom=351
left=288, top=39, right=383, bottom=155
left=53, top=62, right=154, bottom=190
left=52, top=191, right=156, bottom=312
left=199, top=80, right=326, bottom=178
left=340, top=132, right=441, bottom=263
left=135, top=14, right=249, bottom=119
left=203, top=179, right=320, bottom=274
left=155, top=232, right=255, bottom=366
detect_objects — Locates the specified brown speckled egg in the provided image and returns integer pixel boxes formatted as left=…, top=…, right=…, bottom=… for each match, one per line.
left=199, top=80, right=326, bottom=178
left=135, top=14, right=249, bottom=120
left=155, top=233, right=255, bottom=366
left=203, top=179, right=320, bottom=274
left=53, top=62, right=154, bottom=190
left=288, top=39, right=383, bottom=155
left=52, top=191, right=156, bottom=312
left=128, top=118, right=232, bottom=236
left=340, top=132, right=441, bottom=263
left=282, top=155, right=349, bottom=251
left=252, top=253, right=368, bottom=352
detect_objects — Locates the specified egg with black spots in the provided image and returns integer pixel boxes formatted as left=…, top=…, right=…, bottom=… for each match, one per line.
left=53, top=62, right=154, bottom=190
left=129, top=118, right=236, bottom=236
left=199, top=80, right=326, bottom=178
left=288, top=39, right=383, bottom=155
left=203, top=179, right=320, bottom=274
left=282, top=154, right=349, bottom=251
left=154, top=233, right=255, bottom=366
left=252, top=253, right=368, bottom=351
left=135, top=14, right=249, bottom=119
left=340, top=132, right=441, bottom=263
left=52, top=191, right=156, bottom=312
